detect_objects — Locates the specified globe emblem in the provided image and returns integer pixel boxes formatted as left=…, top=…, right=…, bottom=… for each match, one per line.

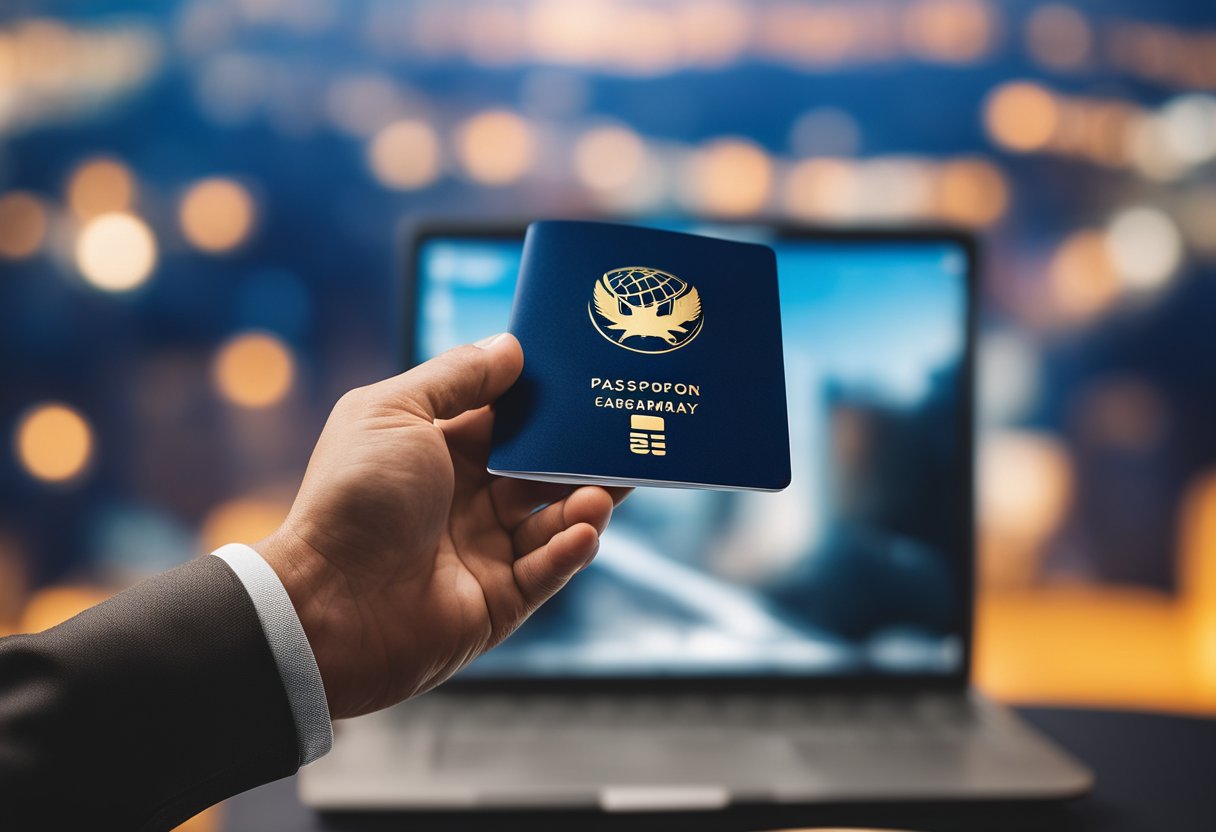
left=607, top=267, right=687, bottom=309
left=589, top=266, right=704, bottom=354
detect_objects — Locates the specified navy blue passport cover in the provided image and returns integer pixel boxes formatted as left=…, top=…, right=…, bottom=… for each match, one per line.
left=489, top=221, right=791, bottom=492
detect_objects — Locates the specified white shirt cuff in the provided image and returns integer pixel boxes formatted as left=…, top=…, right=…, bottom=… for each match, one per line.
left=212, top=543, right=332, bottom=766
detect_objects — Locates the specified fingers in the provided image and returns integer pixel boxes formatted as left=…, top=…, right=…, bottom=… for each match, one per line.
left=438, top=406, right=494, bottom=465
left=605, top=486, right=633, bottom=507
left=491, top=480, right=627, bottom=533
left=378, top=333, right=523, bottom=421
left=513, top=522, right=600, bottom=609
left=489, top=476, right=574, bottom=529
left=512, top=486, right=614, bottom=557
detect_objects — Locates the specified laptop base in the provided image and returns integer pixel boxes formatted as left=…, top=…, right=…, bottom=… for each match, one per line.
left=301, top=690, right=1091, bottom=810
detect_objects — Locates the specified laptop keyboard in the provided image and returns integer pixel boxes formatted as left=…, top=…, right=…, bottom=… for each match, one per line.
left=402, top=692, right=978, bottom=742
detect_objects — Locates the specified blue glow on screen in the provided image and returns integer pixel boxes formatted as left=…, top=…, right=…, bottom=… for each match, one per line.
left=418, top=235, right=967, bottom=678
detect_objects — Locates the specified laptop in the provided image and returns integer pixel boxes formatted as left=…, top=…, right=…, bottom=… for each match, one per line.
left=300, top=223, right=1092, bottom=812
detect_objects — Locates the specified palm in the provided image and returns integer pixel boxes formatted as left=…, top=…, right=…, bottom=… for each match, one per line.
left=276, top=376, right=619, bottom=718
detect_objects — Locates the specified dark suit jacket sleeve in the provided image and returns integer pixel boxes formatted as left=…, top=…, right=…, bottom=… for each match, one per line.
left=0, top=555, right=301, bottom=830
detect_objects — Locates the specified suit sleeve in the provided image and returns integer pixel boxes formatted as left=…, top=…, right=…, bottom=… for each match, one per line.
left=0, top=556, right=301, bottom=830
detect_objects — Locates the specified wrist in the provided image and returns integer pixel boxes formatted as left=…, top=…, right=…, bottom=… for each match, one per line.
left=253, top=528, right=348, bottom=717
left=212, top=541, right=334, bottom=763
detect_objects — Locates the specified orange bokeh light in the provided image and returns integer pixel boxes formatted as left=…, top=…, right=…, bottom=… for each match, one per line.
left=180, top=178, right=255, bottom=253
left=15, top=403, right=94, bottom=484
left=18, top=585, right=114, bottom=634
left=0, top=191, right=48, bottom=260
left=984, top=81, right=1059, bottom=153
left=685, top=138, right=772, bottom=216
left=903, top=0, right=995, bottom=64
left=1049, top=230, right=1120, bottom=323
left=67, top=157, right=135, bottom=220
left=784, top=158, right=858, bottom=220
left=212, top=332, right=295, bottom=409
left=574, top=125, right=647, bottom=192
left=367, top=120, right=441, bottom=190
left=455, top=110, right=535, bottom=186
left=200, top=496, right=292, bottom=553
left=936, top=157, right=1009, bottom=226
left=0, top=533, right=29, bottom=636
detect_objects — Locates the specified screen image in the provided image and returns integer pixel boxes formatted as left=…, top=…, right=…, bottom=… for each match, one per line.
left=416, top=231, right=970, bottom=679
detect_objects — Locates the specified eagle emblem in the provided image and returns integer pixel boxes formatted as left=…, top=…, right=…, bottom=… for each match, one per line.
left=589, top=267, right=704, bottom=353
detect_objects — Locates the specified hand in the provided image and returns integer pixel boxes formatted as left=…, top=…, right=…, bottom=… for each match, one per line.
left=255, top=333, right=627, bottom=719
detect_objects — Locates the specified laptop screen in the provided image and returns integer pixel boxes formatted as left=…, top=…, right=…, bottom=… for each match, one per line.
left=412, top=228, right=972, bottom=681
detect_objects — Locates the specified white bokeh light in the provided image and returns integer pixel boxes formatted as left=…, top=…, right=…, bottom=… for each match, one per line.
left=75, top=212, right=157, bottom=292
left=1105, top=206, right=1184, bottom=292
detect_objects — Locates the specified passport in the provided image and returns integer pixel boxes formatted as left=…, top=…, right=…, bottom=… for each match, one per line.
left=488, top=221, right=791, bottom=492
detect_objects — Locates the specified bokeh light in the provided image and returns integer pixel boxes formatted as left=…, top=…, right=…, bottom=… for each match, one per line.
left=610, top=7, right=680, bottom=75
left=573, top=125, right=647, bottom=192
left=367, top=119, right=441, bottom=190
left=1074, top=379, right=1166, bottom=453
left=179, top=178, right=255, bottom=253
left=671, top=0, right=750, bottom=68
left=199, top=495, right=291, bottom=553
left=1026, top=4, right=1092, bottom=70
left=1159, top=94, right=1216, bottom=167
left=74, top=212, right=157, bottom=291
left=935, top=158, right=1009, bottom=226
left=464, top=6, right=527, bottom=67
left=1049, top=230, right=1121, bottom=323
left=66, top=157, right=135, bottom=220
left=212, top=332, right=295, bottom=409
left=1126, top=114, right=1187, bottom=182
left=784, top=158, right=859, bottom=220
left=683, top=138, right=772, bottom=216
left=788, top=107, right=861, bottom=157
left=455, top=110, right=535, bottom=186
left=758, top=2, right=893, bottom=68
left=11, top=18, right=73, bottom=80
left=324, top=74, right=409, bottom=138
left=15, top=403, right=94, bottom=484
left=19, top=585, right=114, bottom=634
left=1178, top=189, right=1216, bottom=259
left=526, top=0, right=613, bottom=66
left=0, top=533, right=29, bottom=636
left=1105, top=206, right=1184, bottom=291
left=856, top=157, right=935, bottom=219
left=1179, top=473, right=1216, bottom=696
left=980, top=430, right=1074, bottom=588
left=984, top=81, right=1059, bottom=153
left=902, top=0, right=995, bottom=64
left=0, top=191, right=48, bottom=260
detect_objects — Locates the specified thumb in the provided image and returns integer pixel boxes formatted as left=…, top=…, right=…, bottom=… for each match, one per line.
left=382, top=333, right=523, bottom=420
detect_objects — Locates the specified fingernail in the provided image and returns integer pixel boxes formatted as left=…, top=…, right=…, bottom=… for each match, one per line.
left=474, top=332, right=508, bottom=349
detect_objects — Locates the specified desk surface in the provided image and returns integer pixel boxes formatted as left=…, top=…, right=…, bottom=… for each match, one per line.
left=223, top=706, right=1216, bottom=832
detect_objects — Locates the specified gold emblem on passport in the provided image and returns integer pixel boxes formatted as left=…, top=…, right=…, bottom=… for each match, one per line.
left=589, top=267, right=704, bottom=354
left=629, top=415, right=666, bottom=455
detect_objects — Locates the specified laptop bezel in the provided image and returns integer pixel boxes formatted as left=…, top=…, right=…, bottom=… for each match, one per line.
left=402, top=219, right=977, bottom=695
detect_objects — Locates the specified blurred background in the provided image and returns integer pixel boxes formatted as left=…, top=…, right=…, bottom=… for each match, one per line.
left=2, top=0, right=1216, bottom=772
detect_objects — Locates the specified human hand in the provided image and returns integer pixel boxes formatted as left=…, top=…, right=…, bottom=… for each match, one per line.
left=255, top=333, right=627, bottom=719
